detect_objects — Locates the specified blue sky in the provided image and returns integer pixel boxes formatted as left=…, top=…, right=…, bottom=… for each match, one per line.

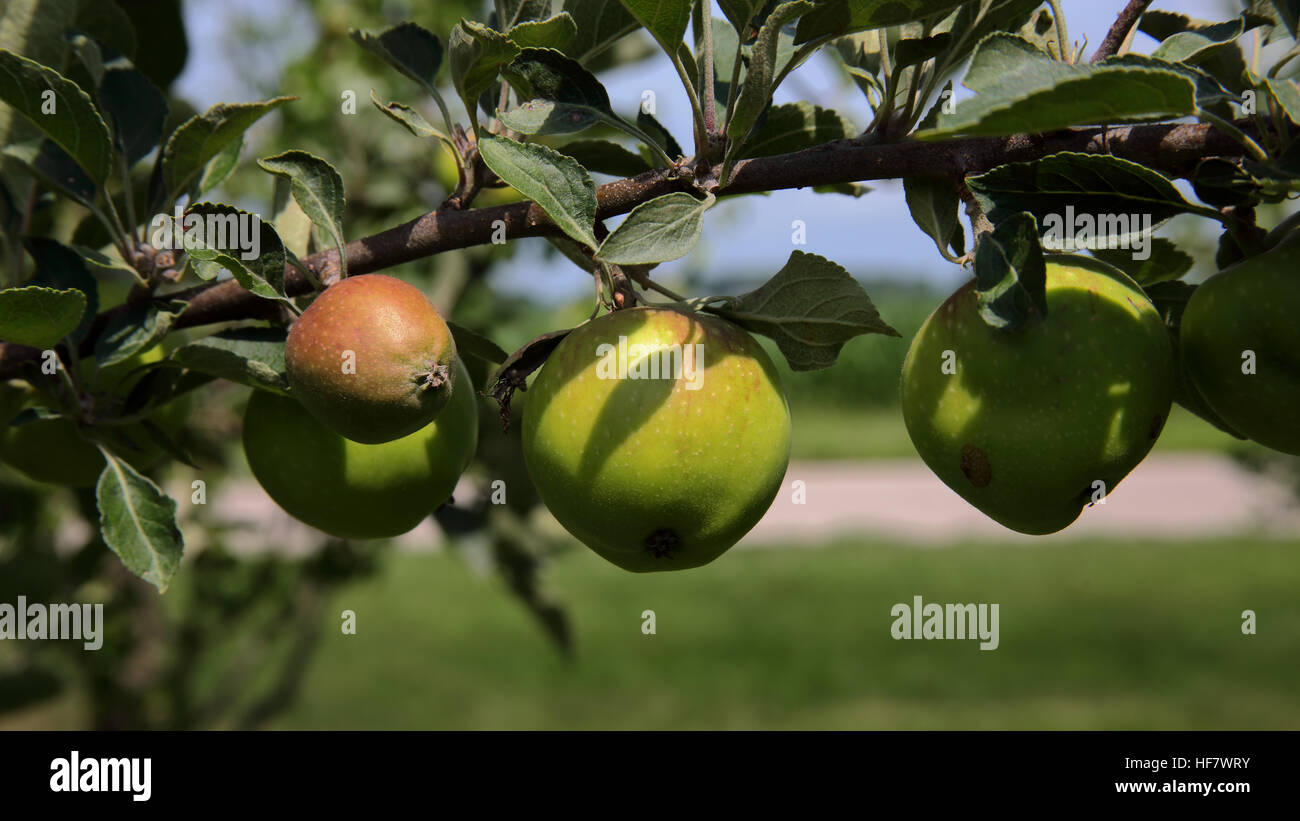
left=174, top=0, right=1243, bottom=302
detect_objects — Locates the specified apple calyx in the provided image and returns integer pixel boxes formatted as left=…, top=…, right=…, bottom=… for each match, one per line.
left=416, top=362, right=450, bottom=392
left=644, top=528, right=681, bottom=560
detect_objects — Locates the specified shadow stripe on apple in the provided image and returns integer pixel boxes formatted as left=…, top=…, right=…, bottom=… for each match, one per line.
left=521, top=306, right=792, bottom=572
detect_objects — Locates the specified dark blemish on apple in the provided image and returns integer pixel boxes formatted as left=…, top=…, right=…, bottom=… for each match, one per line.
left=644, top=528, right=680, bottom=559
left=960, top=444, right=991, bottom=487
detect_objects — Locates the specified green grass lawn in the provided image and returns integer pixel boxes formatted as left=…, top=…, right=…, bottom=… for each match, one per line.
left=268, top=536, right=1300, bottom=730
left=790, top=403, right=1261, bottom=461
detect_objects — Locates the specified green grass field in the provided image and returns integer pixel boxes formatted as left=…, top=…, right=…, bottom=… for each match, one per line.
left=789, top=403, right=1261, bottom=461
left=264, top=536, right=1300, bottom=730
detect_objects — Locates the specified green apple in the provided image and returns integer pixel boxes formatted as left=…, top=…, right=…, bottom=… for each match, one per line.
left=243, top=358, right=478, bottom=540
left=1180, top=232, right=1300, bottom=455
left=521, top=307, right=791, bottom=572
left=901, top=257, right=1175, bottom=534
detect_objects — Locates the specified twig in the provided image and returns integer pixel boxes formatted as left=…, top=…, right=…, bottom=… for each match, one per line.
left=0, top=119, right=1273, bottom=381
left=1090, top=0, right=1154, bottom=63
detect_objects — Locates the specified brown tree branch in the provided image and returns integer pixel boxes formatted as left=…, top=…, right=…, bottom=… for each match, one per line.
left=1090, top=0, right=1154, bottom=63
left=0, top=120, right=1256, bottom=380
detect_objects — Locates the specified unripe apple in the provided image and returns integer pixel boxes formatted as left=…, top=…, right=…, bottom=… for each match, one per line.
left=521, top=307, right=791, bottom=572
left=1180, top=232, right=1300, bottom=455
left=243, top=357, right=478, bottom=540
left=901, top=257, right=1175, bottom=535
left=285, top=274, right=458, bottom=444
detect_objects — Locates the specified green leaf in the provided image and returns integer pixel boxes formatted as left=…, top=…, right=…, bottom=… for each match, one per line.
left=738, top=101, right=854, bottom=158
left=509, top=12, right=579, bottom=51
left=369, top=90, right=448, bottom=140
left=0, top=285, right=85, bottom=348
left=499, top=47, right=619, bottom=135
left=257, top=150, right=347, bottom=279
left=904, top=176, right=964, bottom=261
left=596, top=191, right=715, bottom=264
left=0, top=48, right=113, bottom=184
left=1191, top=156, right=1263, bottom=208
left=183, top=202, right=288, bottom=301
left=1091, top=238, right=1194, bottom=286
left=94, top=299, right=186, bottom=367
left=499, top=98, right=594, bottom=134
left=563, top=0, right=639, bottom=61
left=894, top=32, right=952, bottom=67
left=556, top=138, right=652, bottom=175
left=1101, top=54, right=1233, bottom=108
left=350, top=22, right=444, bottom=93
left=1138, top=11, right=1256, bottom=93
left=269, top=176, right=314, bottom=257
left=73, top=0, right=138, bottom=58
left=161, top=96, right=292, bottom=197
left=716, top=250, right=900, bottom=371
left=500, top=0, right=553, bottom=28
left=1265, top=77, right=1300, bottom=125
left=447, top=321, right=509, bottom=365
left=23, top=236, right=98, bottom=343
left=70, top=242, right=133, bottom=275
left=2, top=138, right=96, bottom=206
left=724, top=1, right=815, bottom=169
left=966, top=152, right=1206, bottom=240
left=95, top=449, right=184, bottom=592
left=449, top=19, right=520, bottom=121
left=709, top=17, right=743, bottom=107
left=1272, top=0, right=1300, bottom=40
left=949, top=0, right=1046, bottom=65
left=619, top=0, right=692, bottom=56
left=184, top=256, right=225, bottom=282
left=503, top=47, right=609, bottom=107
left=194, top=132, right=242, bottom=196
left=636, top=108, right=684, bottom=158
left=917, top=34, right=1197, bottom=140
left=172, top=327, right=290, bottom=395
left=66, top=30, right=106, bottom=88
left=136, top=417, right=201, bottom=470
left=1150, top=17, right=1244, bottom=64
left=478, top=134, right=598, bottom=248
left=718, top=0, right=762, bottom=34
left=795, top=0, right=970, bottom=44
left=972, top=211, right=1047, bottom=332
left=97, top=62, right=169, bottom=167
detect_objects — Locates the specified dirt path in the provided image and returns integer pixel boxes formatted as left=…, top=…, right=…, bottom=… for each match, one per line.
left=192, top=453, right=1300, bottom=555
left=746, top=453, right=1300, bottom=545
